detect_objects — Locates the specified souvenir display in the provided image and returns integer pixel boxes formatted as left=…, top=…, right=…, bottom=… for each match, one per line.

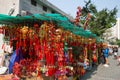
left=0, top=13, right=100, bottom=80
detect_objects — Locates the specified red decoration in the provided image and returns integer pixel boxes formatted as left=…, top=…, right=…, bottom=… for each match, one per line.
left=34, top=23, right=39, bottom=28
left=0, top=27, right=4, bottom=34
left=16, top=42, right=19, bottom=55
left=84, top=13, right=91, bottom=30
left=74, top=6, right=82, bottom=25
left=92, top=54, right=97, bottom=63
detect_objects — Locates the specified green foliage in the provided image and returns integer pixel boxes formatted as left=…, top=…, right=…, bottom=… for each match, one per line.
left=81, top=0, right=118, bottom=36
left=116, top=40, right=120, bottom=46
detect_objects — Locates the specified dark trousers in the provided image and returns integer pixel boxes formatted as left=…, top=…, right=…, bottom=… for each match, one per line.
left=101, top=55, right=105, bottom=64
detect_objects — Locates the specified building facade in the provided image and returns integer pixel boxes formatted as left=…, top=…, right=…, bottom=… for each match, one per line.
left=111, top=18, right=120, bottom=40
left=0, top=0, right=72, bottom=19
left=116, top=18, right=120, bottom=39
left=103, top=18, right=120, bottom=43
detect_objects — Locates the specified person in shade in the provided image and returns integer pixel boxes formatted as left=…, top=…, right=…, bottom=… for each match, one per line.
left=102, top=43, right=109, bottom=67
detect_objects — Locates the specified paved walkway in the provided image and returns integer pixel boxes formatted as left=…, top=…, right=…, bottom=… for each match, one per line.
left=81, top=50, right=120, bottom=80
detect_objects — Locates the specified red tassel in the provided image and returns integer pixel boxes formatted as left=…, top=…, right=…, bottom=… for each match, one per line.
left=37, top=71, right=41, bottom=77
left=51, top=52, right=55, bottom=65
left=10, top=39, right=12, bottom=48
left=19, top=39, right=22, bottom=47
left=39, top=50, right=42, bottom=60
left=1, top=43, right=4, bottom=49
left=30, top=39, right=33, bottom=46
left=16, top=42, right=19, bottom=55
left=23, top=39, right=26, bottom=48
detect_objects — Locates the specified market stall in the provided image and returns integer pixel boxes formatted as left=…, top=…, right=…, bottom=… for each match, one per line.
left=0, top=13, right=101, bottom=80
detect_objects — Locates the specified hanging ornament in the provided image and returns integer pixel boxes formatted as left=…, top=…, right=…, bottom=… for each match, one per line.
left=74, top=6, right=82, bottom=25
left=55, top=28, right=63, bottom=42
left=21, top=26, right=28, bottom=39
left=69, top=49, right=73, bottom=63
left=39, top=21, right=48, bottom=41
left=92, top=54, right=97, bottom=63
left=28, top=28, right=34, bottom=39
left=84, top=13, right=91, bottom=30
left=81, top=66, right=85, bottom=76
left=34, top=23, right=39, bottom=29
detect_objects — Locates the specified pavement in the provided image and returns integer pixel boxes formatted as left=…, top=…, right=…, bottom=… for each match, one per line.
left=80, top=48, right=120, bottom=80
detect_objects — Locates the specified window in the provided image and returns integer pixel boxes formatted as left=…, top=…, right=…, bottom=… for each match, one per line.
left=31, top=0, right=37, bottom=6
left=43, top=6, right=47, bottom=12
left=51, top=10, right=55, bottom=13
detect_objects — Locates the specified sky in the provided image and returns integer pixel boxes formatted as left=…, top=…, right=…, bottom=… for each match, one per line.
left=47, top=0, right=120, bottom=18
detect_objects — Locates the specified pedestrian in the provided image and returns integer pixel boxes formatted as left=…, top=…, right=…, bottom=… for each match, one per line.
left=102, top=43, right=109, bottom=67
left=113, top=46, right=118, bottom=59
left=108, top=46, right=113, bottom=56
left=117, top=56, right=120, bottom=66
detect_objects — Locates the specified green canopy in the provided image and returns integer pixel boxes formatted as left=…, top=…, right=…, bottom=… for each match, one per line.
left=0, top=13, right=98, bottom=39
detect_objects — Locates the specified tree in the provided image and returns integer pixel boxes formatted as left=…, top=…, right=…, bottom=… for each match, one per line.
left=80, top=0, right=118, bottom=37
left=115, top=39, right=120, bottom=46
